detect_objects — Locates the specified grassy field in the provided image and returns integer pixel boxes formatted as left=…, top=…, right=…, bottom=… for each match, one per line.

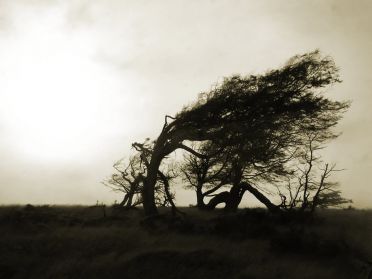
left=0, top=205, right=371, bottom=279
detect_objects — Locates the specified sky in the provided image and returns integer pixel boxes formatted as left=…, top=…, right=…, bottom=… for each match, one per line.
left=0, top=0, right=371, bottom=207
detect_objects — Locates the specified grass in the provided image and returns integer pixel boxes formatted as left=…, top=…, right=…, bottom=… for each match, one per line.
left=0, top=205, right=371, bottom=279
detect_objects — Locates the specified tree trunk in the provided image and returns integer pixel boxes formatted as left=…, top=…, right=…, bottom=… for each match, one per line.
left=206, top=192, right=230, bottom=209
left=140, top=125, right=207, bottom=216
left=120, top=189, right=137, bottom=209
left=206, top=182, right=281, bottom=214
left=141, top=132, right=179, bottom=216
left=158, top=170, right=179, bottom=216
left=196, top=186, right=207, bottom=209
left=119, top=194, right=129, bottom=207
left=241, top=182, right=281, bottom=214
left=224, top=183, right=246, bottom=212
left=142, top=153, right=163, bottom=216
left=126, top=190, right=134, bottom=208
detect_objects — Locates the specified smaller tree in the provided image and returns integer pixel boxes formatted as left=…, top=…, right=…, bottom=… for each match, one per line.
left=277, top=133, right=352, bottom=213
left=104, top=145, right=178, bottom=210
left=180, top=141, right=231, bottom=209
left=102, top=154, right=144, bottom=208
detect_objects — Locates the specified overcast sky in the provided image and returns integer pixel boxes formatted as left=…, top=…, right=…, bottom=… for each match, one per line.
left=0, top=0, right=371, bottom=207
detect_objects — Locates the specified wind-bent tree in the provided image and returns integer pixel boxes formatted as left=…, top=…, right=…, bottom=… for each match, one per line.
left=181, top=140, right=293, bottom=212
left=203, top=142, right=297, bottom=212
left=103, top=154, right=144, bottom=208
left=136, top=50, right=349, bottom=216
left=132, top=140, right=180, bottom=214
left=276, top=133, right=352, bottom=213
left=104, top=146, right=177, bottom=210
left=181, top=141, right=231, bottom=209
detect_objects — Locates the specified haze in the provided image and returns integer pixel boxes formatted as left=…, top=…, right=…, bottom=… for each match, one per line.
left=0, top=0, right=371, bottom=207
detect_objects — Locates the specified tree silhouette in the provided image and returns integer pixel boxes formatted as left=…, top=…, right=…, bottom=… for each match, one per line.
left=132, top=140, right=180, bottom=214
left=276, top=132, right=352, bottom=213
left=134, top=50, right=349, bottom=216
left=180, top=141, right=231, bottom=209
left=103, top=154, right=144, bottom=208
left=104, top=146, right=177, bottom=210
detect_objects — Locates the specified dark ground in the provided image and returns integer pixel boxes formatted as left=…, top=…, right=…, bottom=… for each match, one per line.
left=0, top=205, right=371, bottom=279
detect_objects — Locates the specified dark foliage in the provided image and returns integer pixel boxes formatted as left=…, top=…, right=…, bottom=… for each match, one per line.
left=134, top=50, right=349, bottom=216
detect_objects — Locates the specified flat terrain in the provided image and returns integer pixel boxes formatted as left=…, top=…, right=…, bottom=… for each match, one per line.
left=0, top=205, right=371, bottom=279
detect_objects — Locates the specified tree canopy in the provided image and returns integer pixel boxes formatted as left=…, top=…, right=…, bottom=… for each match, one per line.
left=123, top=50, right=349, bottom=216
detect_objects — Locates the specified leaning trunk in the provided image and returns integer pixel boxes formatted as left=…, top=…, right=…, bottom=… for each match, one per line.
left=141, top=131, right=178, bottom=216
left=142, top=152, right=163, bottom=216
left=206, top=192, right=230, bottom=209
left=119, top=194, right=129, bottom=207
left=224, top=183, right=246, bottom=212
left=241, top=182, right=281, bottom=214
left=125, top=190, right=134, bottom=208
left=196, top=186, right=207, bottom=209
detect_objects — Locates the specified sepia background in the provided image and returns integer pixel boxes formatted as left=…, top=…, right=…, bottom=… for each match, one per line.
left=0, top=0, right=371, bottom=207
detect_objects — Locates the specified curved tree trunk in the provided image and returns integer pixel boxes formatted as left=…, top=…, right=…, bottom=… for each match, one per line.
left=140, top=131, right=178, bottom=216
left=224, top=183, right=246, bottom=212
left=139, top=121, right=208, bottom=216
left=119, top=194, right=129, bottom=207
left=240, top=182, right=281, bottom=214
left=205, top=191, right=230, bottom=209
left=205, top=184, right=246, bottom=212
left=126, top=192, right=134, bottom=208
left=205, top=182, right=281, bottom=214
